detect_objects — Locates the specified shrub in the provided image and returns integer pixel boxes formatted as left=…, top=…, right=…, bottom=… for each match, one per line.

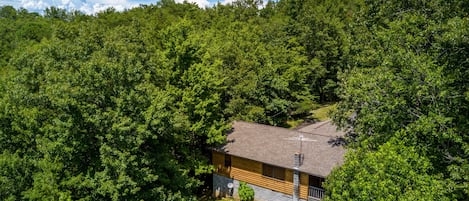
left=238, top=182, right=254, bottom=201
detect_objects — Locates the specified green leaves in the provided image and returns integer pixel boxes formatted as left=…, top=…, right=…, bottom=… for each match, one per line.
left=328, top=0, right=468, bottom=200
left=2, top=1, right=432, bottom=200
left=324, top=138, right=451, bottom=201
left=238, top=182, right=255, bottom=201
left=0, top=151, right=33, bottom=201
left=0, top=12, right=215, bottom=199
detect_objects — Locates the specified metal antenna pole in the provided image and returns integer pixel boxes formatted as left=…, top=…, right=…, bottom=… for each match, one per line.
left=285, top=134, right=316, bottom=201
left=293, top=153, right=300, bottom=201
left=293, top=134, right=303, bottom=201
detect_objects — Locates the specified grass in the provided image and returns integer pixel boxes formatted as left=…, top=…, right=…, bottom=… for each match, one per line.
left=200, top=194, right=236, bottom=201
left=218, top=198, right=236, bottom=201
left=286, top=103, right=337, bottom=128
left=286, top=119, right=304, bottom=128
left=310, top=103, right=336, bottom=121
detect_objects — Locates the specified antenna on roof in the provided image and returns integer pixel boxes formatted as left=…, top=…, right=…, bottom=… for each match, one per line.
left=284, top=133, right=316, bottom=201
left=285, top=134, right=316, bottom=164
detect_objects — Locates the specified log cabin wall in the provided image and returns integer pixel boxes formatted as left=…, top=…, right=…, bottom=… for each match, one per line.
left=212, top=151, right=310, bottom=200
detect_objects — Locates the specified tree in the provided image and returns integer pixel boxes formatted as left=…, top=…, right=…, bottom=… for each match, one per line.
left=0, top=6, right=17, bottom=19
left=328, top=0, right=468, bottom=200
left=0, top=7, right=224, bottom=199
left=44, top=7, right=68, bottom=21
left=324, top=138, right=451, bottom=201
left=0, top=151, right=33, bottom=201
left=0, top=1, right=375, bottom=199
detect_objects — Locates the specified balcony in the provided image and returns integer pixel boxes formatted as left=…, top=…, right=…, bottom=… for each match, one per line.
left=308, top=186, right=325, bottom=201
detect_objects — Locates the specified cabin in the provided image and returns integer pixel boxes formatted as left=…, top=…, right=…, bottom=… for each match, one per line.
left=212, top=121, right=345, bottom=201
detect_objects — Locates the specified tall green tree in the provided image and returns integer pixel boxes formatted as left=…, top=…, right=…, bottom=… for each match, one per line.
left=328, top=0, right=468, bottom=200
left=324, top=138, right=450, bottom=201
left=0, top=0, right=366, bottom=199
left=0, top=8, right=223, bottom=199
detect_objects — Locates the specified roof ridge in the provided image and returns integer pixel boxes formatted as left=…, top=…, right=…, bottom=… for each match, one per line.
left=233, top=120, right=336, bottom=138
left=314, top=120, right=332, bottom=128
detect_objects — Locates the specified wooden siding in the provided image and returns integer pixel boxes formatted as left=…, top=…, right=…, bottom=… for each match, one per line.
left=212, top=151, right=230, bottom=177
left=212, top=151, right=310, bottom=200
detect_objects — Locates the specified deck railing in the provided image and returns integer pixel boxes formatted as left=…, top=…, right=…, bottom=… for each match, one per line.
left=308, top=186, right=325, bottom=200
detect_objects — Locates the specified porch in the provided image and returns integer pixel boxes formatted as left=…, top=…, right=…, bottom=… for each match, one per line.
left=307, top=186, right=325, bottom=201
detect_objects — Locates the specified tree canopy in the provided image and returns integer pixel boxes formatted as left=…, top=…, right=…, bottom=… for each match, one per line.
left=0, top=1, right=335, bottom=200
left=0, top=0, right=467, bottom=200
left=327, top=0, right=468, bottom=200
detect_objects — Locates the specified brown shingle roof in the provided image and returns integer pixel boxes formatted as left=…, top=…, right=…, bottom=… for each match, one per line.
left=297, top=120, right=345, bottom=137
left=219, top=121, right=345, bottom=177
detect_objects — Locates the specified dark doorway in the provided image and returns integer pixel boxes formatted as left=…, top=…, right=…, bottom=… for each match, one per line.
left=309, top=175, right=325, bottom=188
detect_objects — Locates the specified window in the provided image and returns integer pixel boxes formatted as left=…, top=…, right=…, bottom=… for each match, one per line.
left=224, top=154, right=231, bottom=167
left=262, top=164, right=285, bottom=180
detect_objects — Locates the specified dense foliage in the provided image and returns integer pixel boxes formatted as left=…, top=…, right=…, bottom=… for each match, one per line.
left=0, top=1, right=342, bottom=200
left=326, top=0, right=468, bottom=200
left=238, top=182, right=254, bottom=201
left=0, top=0, right=467, bottom=200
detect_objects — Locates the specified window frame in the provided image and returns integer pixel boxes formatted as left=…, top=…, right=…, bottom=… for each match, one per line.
left=262, top=163, right=286, bottom=180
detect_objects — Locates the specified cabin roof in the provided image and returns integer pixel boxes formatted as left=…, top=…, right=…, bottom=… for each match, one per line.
left=217, top=120, right=345, bottom=177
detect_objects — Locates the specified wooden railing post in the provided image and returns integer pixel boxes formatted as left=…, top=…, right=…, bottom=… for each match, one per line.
left=308, top=186, right=325, bottom=200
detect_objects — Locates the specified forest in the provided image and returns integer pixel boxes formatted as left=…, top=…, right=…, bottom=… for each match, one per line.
left=0, top=0, right=467, bottom=200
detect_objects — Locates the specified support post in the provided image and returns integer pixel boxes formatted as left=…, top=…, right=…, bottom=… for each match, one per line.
left=293, top=153, right=301, bottom=201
